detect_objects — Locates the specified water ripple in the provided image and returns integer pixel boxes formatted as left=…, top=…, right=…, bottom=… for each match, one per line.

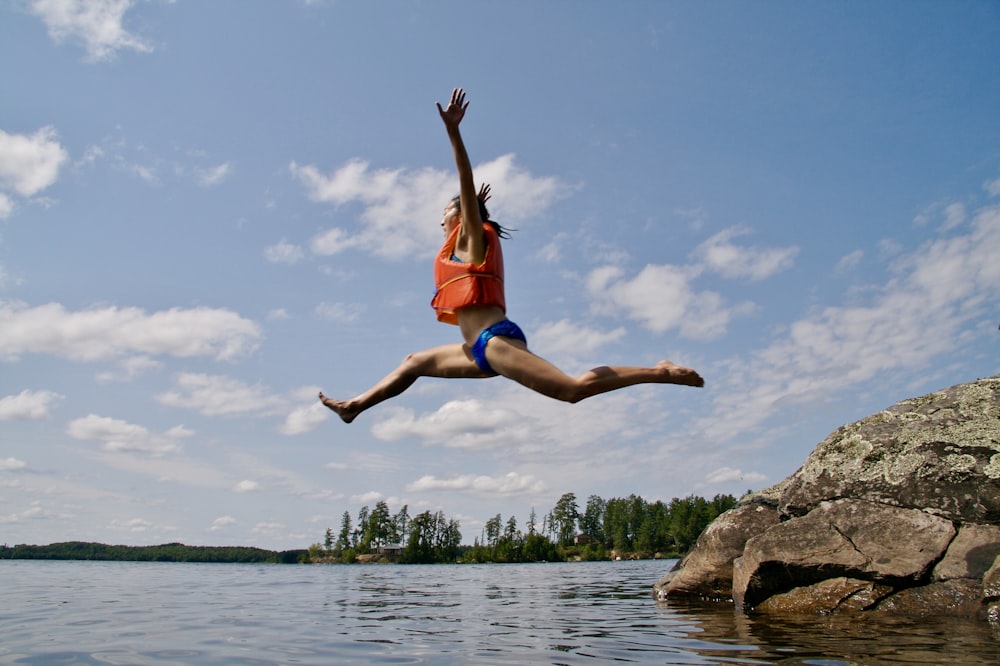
left=3, top=560, right=998, bottom=664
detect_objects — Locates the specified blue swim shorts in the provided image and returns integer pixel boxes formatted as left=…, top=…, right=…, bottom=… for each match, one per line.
left=471, top=319, right=527, bottom=375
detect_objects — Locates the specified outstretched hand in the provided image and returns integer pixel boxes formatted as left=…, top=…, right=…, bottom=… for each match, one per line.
left=436, top=88, right=469, bottom=130
left=477, top=182, right=491, bottom=206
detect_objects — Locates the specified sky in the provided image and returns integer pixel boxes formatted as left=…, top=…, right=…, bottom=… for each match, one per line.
left=1, top=0, right=998, bottom=551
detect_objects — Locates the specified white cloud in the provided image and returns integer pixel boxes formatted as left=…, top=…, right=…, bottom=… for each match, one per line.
left=314, top=301, right=364, bottom=323
left=835, top=249, right=864, bottom=274
left=279, top=401, right=328, bottom=435
left=28, top=0, right=153, bottom=61
left=0, top=458, right=28, bottom=472
left=586, top=264, right=754, bottom=339
left=694, top=226, right=798, bottom=281
left=0, top=302, right=261, bottom=362
left=95, top=355, right=163, bottom=383
left=700, top=201, right=1000, bottom=441
left=0, top=389, right=63, bottom=420
left=108, top=517, right=153, bottom=532
left=530, top=319, right=626, bottom=357
left=350, top=490, right=383, bottom=504
left=251, top=521, right=285, bottom=536
left=985, top=177, right=1000, bottom=198
left=0, top=127, right=69, bottom=217
left=198, top=162, right=231, bottom=187
left=372, top=400, right=525, bottom=449
left=292, top=153, right=568, bottom=260
left=233, top=480, right=259, bottom=493
left=209, top=515, right=237, bottom=531
left=264, top=240, right=304, bottom=264
left=67, top=414, right=190, bottom=454
left=407, top=472, right=545, bottom=495
left=157, top=373, right=288, bottom=418
left=704, top=467, right=767, bottom=485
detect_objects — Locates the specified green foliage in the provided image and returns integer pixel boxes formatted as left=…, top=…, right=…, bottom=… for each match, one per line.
left=309, top=490, right=739, bottom=565
left=0, top=541, right=300, bottom=563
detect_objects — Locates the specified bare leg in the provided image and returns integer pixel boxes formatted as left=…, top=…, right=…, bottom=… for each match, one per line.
left=484, top=337, right=703, bottom=403
left=319, top=343, right=490, bottom=423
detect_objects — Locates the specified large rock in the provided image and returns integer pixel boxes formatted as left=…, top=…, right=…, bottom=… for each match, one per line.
left=654, top=376, right=1000, bottom=623
left=654, top=498, right=781, bottom=600
left=780, top=377, right=1000, bottom=522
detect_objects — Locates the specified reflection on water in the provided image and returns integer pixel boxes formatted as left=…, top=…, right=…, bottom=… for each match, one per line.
left=2, top=559, right=997, bottom=665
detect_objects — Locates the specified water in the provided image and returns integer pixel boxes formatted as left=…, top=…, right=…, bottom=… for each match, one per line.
left=2, top=559, right=997, bottom=664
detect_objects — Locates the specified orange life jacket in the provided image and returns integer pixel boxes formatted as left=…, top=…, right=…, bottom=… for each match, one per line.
left=431, top=223, right=506, bottom=325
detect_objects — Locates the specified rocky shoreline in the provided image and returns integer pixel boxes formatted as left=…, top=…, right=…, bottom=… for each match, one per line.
left=654, top=375, right=1000, bottom=623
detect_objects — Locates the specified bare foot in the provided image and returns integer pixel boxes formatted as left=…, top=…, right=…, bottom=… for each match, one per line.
left=657, top=360, right=704, bottom=388
left=318, top=391, right=360, bottom=424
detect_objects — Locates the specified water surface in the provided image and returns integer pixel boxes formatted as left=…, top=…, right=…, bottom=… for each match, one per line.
left=2, top=559, right=997, bottom=664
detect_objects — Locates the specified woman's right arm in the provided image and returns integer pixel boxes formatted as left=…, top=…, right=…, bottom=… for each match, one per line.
left=437, top=88, right=486, bottom=263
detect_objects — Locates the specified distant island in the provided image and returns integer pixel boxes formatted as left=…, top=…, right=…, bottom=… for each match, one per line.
left=0, top=541, right=306, bottom=564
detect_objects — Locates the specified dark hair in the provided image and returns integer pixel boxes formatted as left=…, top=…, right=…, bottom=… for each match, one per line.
left=450, top=195, right=512, bottom=239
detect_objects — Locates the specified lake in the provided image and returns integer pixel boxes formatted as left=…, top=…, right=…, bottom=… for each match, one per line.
left=2, top=559, right=997, bottom=664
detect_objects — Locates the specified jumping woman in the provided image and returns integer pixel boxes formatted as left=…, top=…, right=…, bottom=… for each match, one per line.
left=319, top=88, right=703, bottom=424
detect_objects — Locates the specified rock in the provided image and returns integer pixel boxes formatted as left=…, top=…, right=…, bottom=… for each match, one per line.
left=755, top=577, right=894, bottom=614
left=653, top=498, right=781, bottom=601
left=874, top=579, right=984, bottom=618
left=654, top=375, right=1000, bottom=622
left=932, top=523, right=1000, bottom=581
left=780, top=378, right=1000, bottom=522
left=732, top=499, right=955, bottom=608
left=983, top=555, right=1000, bottom=624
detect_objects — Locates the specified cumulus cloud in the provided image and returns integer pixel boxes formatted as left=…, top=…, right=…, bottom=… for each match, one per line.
left=0, top=127, right=69, bottom=217
left=292, top=153, right=568, bottom=260
left=233, top=480, right=259, bottom=493
left=0, top=302, right=261, bottom=362
left=94, top=355, right=164, bottom=383
left=372, top=400, right=525, bottom=449
left=279, top=401, right=328, bottom=435
left=67, top=414, right=191, bottom=454
left=351, top=490, right=383, bottom=504
left=586, top=264, right=754, bottom=339
left=0, top=389, right=63, bottom=420
left=157, top=373, right=288, bottom=418
left=209, top=515, right=237, bottom=531
left=407, top=472, right=545, bottom=495
left=701, top=200, right=1000, bottom=442
left=0, top=458, right=28, bottom=472
left=530, top=319, right=626, bottom=358
left=28, top=0, right=153, bottom=61
left=693, top=226, right=798, bottom=281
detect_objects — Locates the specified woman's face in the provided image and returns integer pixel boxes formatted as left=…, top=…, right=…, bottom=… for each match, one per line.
left=440, top=202, right=460, bottom=236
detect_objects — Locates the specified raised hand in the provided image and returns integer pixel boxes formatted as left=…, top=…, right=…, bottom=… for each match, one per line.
left=477, top=182, right=492, bottom=206
left=436, top=88, right=469, bottom=130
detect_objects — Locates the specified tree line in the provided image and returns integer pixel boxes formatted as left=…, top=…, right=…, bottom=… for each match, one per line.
left=309, top=492, right=738, bottom=564
left=0, top=541, right=306, bottom=563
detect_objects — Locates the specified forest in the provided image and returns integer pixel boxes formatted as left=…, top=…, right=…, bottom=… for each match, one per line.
left=0, top=541, right=305, bottom=563
left=309, top=492, right=738, bottom=564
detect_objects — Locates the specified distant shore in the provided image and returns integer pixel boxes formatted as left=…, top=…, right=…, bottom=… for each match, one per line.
left=0, top=541, right=306, bottom=564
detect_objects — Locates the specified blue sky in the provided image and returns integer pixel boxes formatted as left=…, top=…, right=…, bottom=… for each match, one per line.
left=1, top=0, right=998, bottom=551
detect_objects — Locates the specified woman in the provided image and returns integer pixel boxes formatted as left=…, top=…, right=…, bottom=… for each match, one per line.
left=320, top=88, right=703, bottom=424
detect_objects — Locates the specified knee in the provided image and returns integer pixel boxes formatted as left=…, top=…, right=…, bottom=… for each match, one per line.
left=399, top=351, right=428, bottom=375
left=556, top=384, right=587, bottom=404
